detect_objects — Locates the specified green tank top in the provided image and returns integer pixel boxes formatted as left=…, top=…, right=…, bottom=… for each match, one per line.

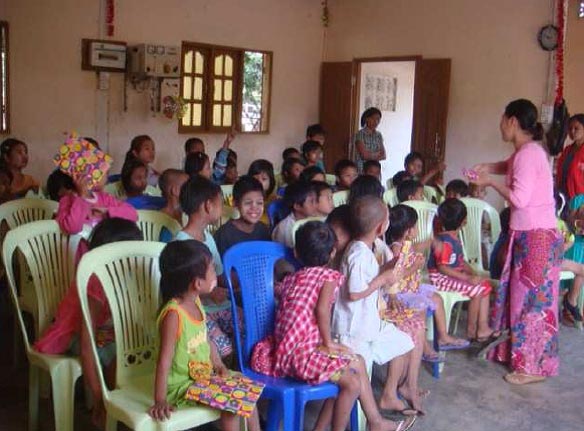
left=157, top=298, right=211, bottom=406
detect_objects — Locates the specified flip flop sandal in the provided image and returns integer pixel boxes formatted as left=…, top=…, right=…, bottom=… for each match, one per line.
left=379, top=407, right=419, bottom=419
left=396, top=415, right=417, bottom=431
left=422, top=352, right=445, bottom=363
left=438, top=339, right=471, bottom=351
left=476, top=329, right=510, bottom=360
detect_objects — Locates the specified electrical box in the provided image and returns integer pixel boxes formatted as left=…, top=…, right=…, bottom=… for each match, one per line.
left=128, top=44, right=180, bottom=80
left=81, top=39, right=127, bottom=72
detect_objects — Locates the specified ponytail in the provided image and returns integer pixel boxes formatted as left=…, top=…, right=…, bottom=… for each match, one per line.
left=504, top=99, right=543, bottom=141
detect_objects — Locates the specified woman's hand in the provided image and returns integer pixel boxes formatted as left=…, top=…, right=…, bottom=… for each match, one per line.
left=469, top=170, right=492, bottom=187
left=148, top=401, right=175, bottom=421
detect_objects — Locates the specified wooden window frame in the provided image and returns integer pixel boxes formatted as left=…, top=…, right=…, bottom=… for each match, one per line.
left=1, top=21, right=9, bottom=134
left=179, top=41, right=272, bottom=135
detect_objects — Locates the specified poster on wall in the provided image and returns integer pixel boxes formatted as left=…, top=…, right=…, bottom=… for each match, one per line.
left=364, top=74, right=397, bottom=112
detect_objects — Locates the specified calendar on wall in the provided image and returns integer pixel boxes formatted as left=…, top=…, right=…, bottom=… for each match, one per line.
left=364, top=74, right=397, bottom=112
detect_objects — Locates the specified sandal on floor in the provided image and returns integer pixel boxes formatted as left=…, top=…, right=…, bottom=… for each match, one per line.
left=437, top=339, right=470, bottom=351
left=476, top=329, right=510, bottom=360
left=396, top=415, right=417, bottom=431
left=503, top=372, right=546, bottom=385
left=564, top=297, right=583, bottom=322
left=422, top=352, right=444, bottom=363
left=379, top=407, right=418, bottom=419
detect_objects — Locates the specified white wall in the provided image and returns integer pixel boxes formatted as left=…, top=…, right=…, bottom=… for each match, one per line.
left=358, top=61, right=416, bottom=186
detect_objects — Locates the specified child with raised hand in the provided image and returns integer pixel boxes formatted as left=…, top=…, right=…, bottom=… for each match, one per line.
left=0, top=138, right=39, bottom=198
left=214, top=176, right=270, bottom=258
left=254, top=221, right=412, bottom=431
left=313, top=180, right=334, bottom=217
left=121, top=158, right=165, bottom=210
left=334, top=159, right=358, bottom=191
left=302, top=140, right=324, bottom=168
left=150, top=240, right=260, bottom=431
left=176, top=175, right=234, bottom=358
left=159, top=169, right=189, bottom=224
left=403, top=151, right=446, bottom=186
left=212, top=130, right=237, bottom=185
left=125, top=135, right=159, bottom=187
left=272, top=181, right=318, bottom=248
left=332, top=196, right=418, bottom=418
left=428, top=198, right=499, bottom=343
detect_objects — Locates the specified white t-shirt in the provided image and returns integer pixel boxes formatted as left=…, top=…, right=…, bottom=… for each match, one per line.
left=271, top=213, right=296, bottom=248
left=332, top=238, right=392, bottom=342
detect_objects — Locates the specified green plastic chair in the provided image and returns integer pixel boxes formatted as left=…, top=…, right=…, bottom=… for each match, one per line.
left=104, top=181, right=161, bottom=199
left=402, top=200, right=438, bottom=248
left=423, top=186, right=441, bottom=204
left=77, top=241, right=220, bottom=431
left=382, top=188, right=399, bottom=207
left=332, top=190, right=349, bottom=207
left=325, top=174, right=336, bottom=186
left=220, top=184, right=234, bottom=206
left=3, top=220, right=82, bottom=431
left=291, top=216, right=325, bottom=246
left=136, top=210, right=182, bottom=242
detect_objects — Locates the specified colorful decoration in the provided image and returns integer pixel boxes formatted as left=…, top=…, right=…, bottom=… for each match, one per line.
left=162, top=95, right=188, bottom=120
left=463, top=168, right=479, bottom=181
left=185, top=361, right=264, bottom=418
left=106, top=0, right=115, bottom=37
left=554, top=0, right=567, bottom=105
left=53, top=132, right=113, bottom=188
left=321, top=0, right=329, bottom=27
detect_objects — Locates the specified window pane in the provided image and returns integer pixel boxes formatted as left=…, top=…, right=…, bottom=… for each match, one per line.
left=194, top=77, right=203, bottom=100
left=182, top=103, right=192, bottom=126
left=195, top=51, right=204, bottom=74
left=193, top=103, right=202, bottom=126
left=214, top=55, right=223, bottom=76
left=183, top=50, right=193, bottom=74
left=223, top=105, right=232, bottom=127
left=224, top=55, right=233, bottom=77
left=224, top=80, right=232, bottom=102
left=213, top=104, right=222, bottom=126
left=182, top=76, right=192, bottom=99
left=214, top=79, right=223, bottom=101
left=241, top=51, right=266, bottom=132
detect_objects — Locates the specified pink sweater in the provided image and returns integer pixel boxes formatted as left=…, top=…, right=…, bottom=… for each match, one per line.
left=56, top=191, right=138, bottom=234
left=505, top=142, right=556, bottom=231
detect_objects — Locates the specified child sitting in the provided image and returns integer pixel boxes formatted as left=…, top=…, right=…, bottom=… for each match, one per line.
left=391, top=171, right=412, bottom=190
left=334, top=159, right=358, bottom=191
left=121, top=158, right=165, bottom=210
left=247, top=159, right=277, bottom=225
left=272, top=181, right=318, bottom=248
left=306, top=123, right=326, bottom=171
left=253, top=221, right=412, bottom=431
left=212, top=131, right=237, bottom=185
left=489, top=207, right=511, bottom=280
left=445, top=179, right=469, bottom=199
left=396, top=179, right=424, bottom=203
left=176, top=175, right=234, bottom=358
left=125, top=135, right=159, bottom=187
left=184, top=151, right=212, bottom=179
left=0, top=138, right=39, bottom=198
left=150, top=240, right=260, bottom=431
left=403, top=151, right=446, bottom=186
left=159, top=169, right=189, bottom=224
left=302, top=140, right=324, bottom=168
left=282, top=147, right=301, bottom=162
left=300, top=165, right=326, bottom=183
left=313, top=180, right=334, bottom=217
left=428, top=198, right=498, bottom=342
left=348, top=174, right=384, bottom=204
left=363, top=160, right=382, bottom=181
left=46, top=169, right=75, bottom=201
left=332, top=196, right=419, bottom=416
left=214, top=176, right=271, bottom=258
left=277, top=157, right=306, bottom=196
left=326, top=204, right=351, bottom=270
left=184, top=137, right=205, bottom=155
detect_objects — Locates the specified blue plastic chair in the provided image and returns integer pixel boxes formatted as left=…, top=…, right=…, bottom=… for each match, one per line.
left=107, top=173, right=121, bottom=183
left=223, top=241, right=358, bottom=431
left=267, top=199, right=290, bottom=228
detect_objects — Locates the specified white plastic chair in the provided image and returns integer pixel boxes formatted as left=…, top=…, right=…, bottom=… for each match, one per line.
left=3, top=220, right=82, bottom=431
left=402, top=200, right=438, bottom=247
left=382, top=189, right=399, bottom=207
left=423, top=186, right=441, bottom=204
left=325, top=174, right=336, bottom=186
left=332, top=190, right=349, bottom=207
left=220, top=184, right=234, bottom=206
left=136, top=210, right=182, bottom=242
left=103, top=181, right=161, bottom=199
left=77, top=241, right=220, bottom=431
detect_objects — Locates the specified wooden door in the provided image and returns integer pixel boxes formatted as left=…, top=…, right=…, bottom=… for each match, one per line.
left=412, top=59, right=451, bottom=175
left=320, top=62, right=354, bottom=171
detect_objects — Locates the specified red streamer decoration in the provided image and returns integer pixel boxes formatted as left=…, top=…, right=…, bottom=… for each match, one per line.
left=106, top=0, right=115, bottom=37
left=555, top=0, right=566, bottom=105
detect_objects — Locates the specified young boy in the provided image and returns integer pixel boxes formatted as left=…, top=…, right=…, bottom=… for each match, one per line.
left=184, top=137, right=205, bottom=155
left=332, top=196, right=420, bottom=415
left=306, top=123, right=326, bottom=145
left=334, top=159, right=358, bottom=191
left=211, top=131, right=236, bottom=185
left=391, top=170, right=412, bottom=189
left=445, top=179, right=469, bottom=199
left=272, top=181, right=318, bottom=248
left=396, top=179, right=424, bottom=203
left=282, top=147, right=301, bottom=162
left=301, top=140, right=324, bottom=168
left=277, top=157, right=306, bottom=197
left=428, top=198, right=498, bottom=342
left=159, top=168, right=189, bottom=223
left=313, top=180, right=334, bottom=217
left=363, top=160, right=382, bottom=181
left=213, top=176, right=270, bottom=258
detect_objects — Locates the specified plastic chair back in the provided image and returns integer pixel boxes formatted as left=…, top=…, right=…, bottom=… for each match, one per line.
left=220, top=184, right=234, bottom=205
left=223, top=241, right=288, bottom=370
left=103, top=181, right=125, bottom=199
left=291, top=217, right=325, bottom=246
left=459, top=197, right=501, bottom=272
left=332, top=190, right=349, bottom=207
left=383, top=188, right=399, bottom=207
left=77, top=241, right=164, bottom=390
left=3, top=220, right=81, bottom=346
left=136, top=210, right=181, bottom=242
left=325, top=174, right=336, bottom=186
left=267, top=199, right=289, bottom=227
left=0, top=198, right=58, bottom=230
left=403, top=200, right=438, bottom=245
left=423, top=186, right=440, bottom=204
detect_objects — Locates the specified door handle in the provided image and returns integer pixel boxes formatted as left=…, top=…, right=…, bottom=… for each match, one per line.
left=434, top=133, right=440, bottom=156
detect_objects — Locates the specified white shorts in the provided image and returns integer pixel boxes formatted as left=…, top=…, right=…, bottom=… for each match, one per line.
left=337, top=321, right=414, bottom=369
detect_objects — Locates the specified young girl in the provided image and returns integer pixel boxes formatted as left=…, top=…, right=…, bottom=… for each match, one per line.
left=403, top=152, right=446, bottom=186
left=302, top=140, right=324, bottom=168
left=120, top=159, right=165, bottom=210
left=125, top=135, right=159, bottom=187
left=150, top=240, right=260, bottom=431
left=253, top=221, right=411, bottom=431
left=248, top=159, right=277, bottom=226
left=556, top=114, right=584, bottom=199
left=0, top=138, right=39, bottom=198
left=184, top=151, right=212, bottom=179
left=354, top=107, right=385, bottom=173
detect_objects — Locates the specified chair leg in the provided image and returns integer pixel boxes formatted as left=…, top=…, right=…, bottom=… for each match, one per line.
left=105, top=414, right=117, bottom=431
left=265, top=399, right=283, bottom=431
left=49, top=363, right=77, bottom=431
left=452, top=302, right=464, bottom=335
left=350, top=402, right=359, bottom=431
left=577, top=287, right=584, bottom=332
left=28, top=365, right=39, bottom=431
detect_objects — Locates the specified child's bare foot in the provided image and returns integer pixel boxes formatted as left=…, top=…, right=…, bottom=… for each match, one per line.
left=398, top=386, right=425, bottom=414
left=378, top=396, right=417, bottom=416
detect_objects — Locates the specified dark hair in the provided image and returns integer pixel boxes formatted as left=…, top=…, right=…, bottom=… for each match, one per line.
left=233, top=175, right=264, bottom=203
left=295, top=221, right=336, bottom=267
left=392, top=170, right=412, bottom=188
left=184, top=137, right=205, bottom=154
left=282, top=157, right=305, bottom=182
left=282, top=147, right=301, bottom=160
left=121, top=158, right=147, bottom=195
left=326, top=204, right=350, bottom=232
left=247, top=159, right=276, bottom=196
left=363, top=160, right=381, bottom=172
left=300, top=165, right=325, bottom=183
left=334, top=159, right=357, bottom=177
left=569, top=114, right=584, bottom=128
left=283, top=180, right=315, bottom=210
left=306, top=124, right=325, bottom=138
left=0, top=138, right=26, bottom=173
left=445, top=179, right=469, bottom=198
left=46, top=169, right=74, bottom=201
left=404, top=151, right=423, bottom=169
left=179, top=175, right=221, bottom=216
left=88, top=218, right=143, bottom=250
left=158, top=169, right=185, bottom=197
left=124, top=135, right=153, bottom=163
left=438, top=198, right=467, bottom=231
left=387, top=204, right=418, bottom=243
left=397, top=179, right=423, bottom=203
left=504, top=99, right=543, bottom=141
left=360, top=107, right=382, bottom=127
left=500, top=207, right=511, bottom=234
left=349, top=195, right=386, bottom=237
left=159, top=240, right=213, bottom=304
left=349, top=175, right=384, bottom=203
left=301, top=140, right=323, bottom=159
left=184, top=151, right=210, bottom=177
left=84, top=137, right=100, bottom=149
left=312, top=180, right=332, bottom=198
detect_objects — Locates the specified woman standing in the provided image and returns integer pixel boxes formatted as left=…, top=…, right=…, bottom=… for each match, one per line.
left=556, top=114, right=584, bottom=199
left=354, top=107, right=386, bottom=173
left=472, top=99, right=563, bottom=385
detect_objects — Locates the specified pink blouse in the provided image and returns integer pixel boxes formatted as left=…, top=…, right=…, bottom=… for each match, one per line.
left=505, top=142, right=556, bottom=231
